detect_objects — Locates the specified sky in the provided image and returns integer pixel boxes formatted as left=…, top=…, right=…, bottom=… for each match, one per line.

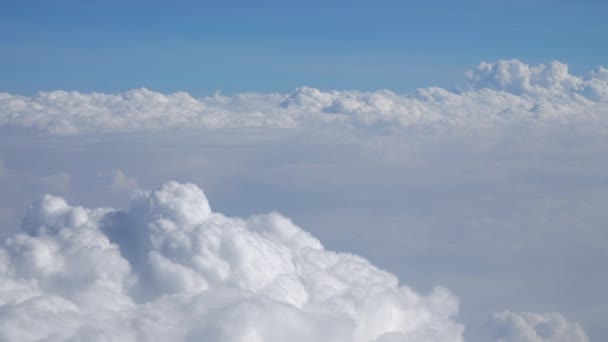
left=1, top=0, right=608, bottom=95
left=1, top=1, right=607, bottom=342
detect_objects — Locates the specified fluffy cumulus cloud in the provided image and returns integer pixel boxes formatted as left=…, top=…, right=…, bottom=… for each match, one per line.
left=487, top=311, right=589, bottom=342
left=1, top=60, right=607, bottom=135
left=0, top=182, right=464, bottom=341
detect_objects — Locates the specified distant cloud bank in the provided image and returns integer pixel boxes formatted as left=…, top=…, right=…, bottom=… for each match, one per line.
left=1, top=60, right=607, bottom=135
left=488, top=311, right=589, bottom=342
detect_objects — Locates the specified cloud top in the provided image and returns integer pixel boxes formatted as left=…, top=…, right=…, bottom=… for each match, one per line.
left=467, top=60, right=579, bottom=96
left=0, top=182, right=464, bottom=341
left=487, top=311, right=589, bottom=342
left=1, top=60, right=607, bottom=135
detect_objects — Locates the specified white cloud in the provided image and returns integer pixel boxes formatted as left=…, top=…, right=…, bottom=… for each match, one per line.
left=100, top=169, right=138, bottom=191
left=487, top=311, right=589, bottom=342
left=0, top=181, right=464, bottom=341
left=1, top=60, right=607, bottom=135
left=466, top=60, right=581, bottom=96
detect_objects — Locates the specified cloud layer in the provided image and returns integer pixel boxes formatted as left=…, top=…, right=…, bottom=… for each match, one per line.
left=0, top=59, right=599, bottom=341
left=1, top=60, right=607, bottom=135
left=0, top=182, right=465, bottom=341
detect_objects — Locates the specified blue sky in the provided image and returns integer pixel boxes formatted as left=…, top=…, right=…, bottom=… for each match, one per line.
left=2, top=0, right=607, bottom=95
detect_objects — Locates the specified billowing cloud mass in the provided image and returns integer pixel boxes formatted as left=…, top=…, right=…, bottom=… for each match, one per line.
left=487, top=311, right=589, bottom=342
left=466, top=60, right=608, bottom=100
left=0, top=182, right=464, bottom=341
left=1, top=60, right=607, bottom=135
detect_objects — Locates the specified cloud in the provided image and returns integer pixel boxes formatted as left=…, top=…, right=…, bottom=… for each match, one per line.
left=100, top=169, right=139, bottom=191
left=1, top=60, right=607, bottom=135
left=0, top=60, right=602, bottom=340
left=0, top=181, right=464, bottom=341
left=466, top=60, right=580, bottom=95
left=487, top=311, right=589, bottom=342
